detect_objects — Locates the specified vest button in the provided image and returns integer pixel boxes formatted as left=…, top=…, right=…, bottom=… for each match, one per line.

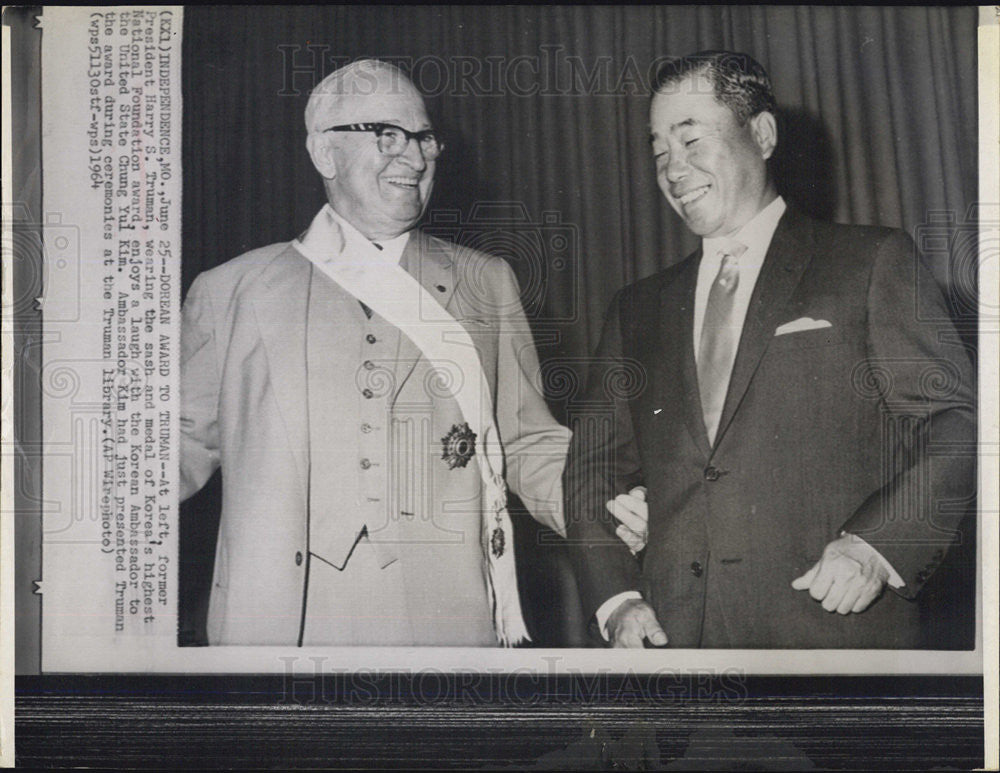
left=360, top=422, right=373, bottom=433
left=362, top=388, right=374, bottom=399
left=690, top=561, right=703, bottom=577
left=360, top=458, right=372, bottom=470
left=363, top=360, right=375, bottom=370
left=704, top=466, right=721, bottom=481
left=366, top=334, right=377, bottom=344
left=295, top=551, right=303, bottom=566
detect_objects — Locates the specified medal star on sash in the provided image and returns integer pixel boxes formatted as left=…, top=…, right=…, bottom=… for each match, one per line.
left=442, top=423, right=477, bottom=469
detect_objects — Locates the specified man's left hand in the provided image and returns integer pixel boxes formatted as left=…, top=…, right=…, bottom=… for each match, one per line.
left=791, top=534, right=889, bottom=614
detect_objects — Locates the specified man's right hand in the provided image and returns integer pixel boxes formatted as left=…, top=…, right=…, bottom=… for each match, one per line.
left=605, top=597, right=668, bottom=648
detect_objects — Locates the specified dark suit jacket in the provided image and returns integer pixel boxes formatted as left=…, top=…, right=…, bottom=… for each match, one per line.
left=567, top=209, right=976, bottom=648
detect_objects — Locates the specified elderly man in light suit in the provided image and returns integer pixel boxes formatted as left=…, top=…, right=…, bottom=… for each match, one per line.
left=180, top=60, right=570, bottom=647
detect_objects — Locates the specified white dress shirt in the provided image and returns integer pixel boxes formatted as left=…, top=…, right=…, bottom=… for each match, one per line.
left=595, top=195, right=902, bottom=641
left=325, top=204, right=411, bottom=265
left=693, top=195, right=787, bottom=356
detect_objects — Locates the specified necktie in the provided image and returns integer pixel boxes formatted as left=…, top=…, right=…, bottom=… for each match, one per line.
left=697, top=243, right=745, bottom=444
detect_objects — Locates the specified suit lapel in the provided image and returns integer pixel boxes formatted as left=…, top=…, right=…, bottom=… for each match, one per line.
left=392, top=230, right=457, bottom=400
left=656, top=252, right=713, bottom=459
left=713, top=210, right=814, bottom=449
left=250, top=245, right=314, bottom=494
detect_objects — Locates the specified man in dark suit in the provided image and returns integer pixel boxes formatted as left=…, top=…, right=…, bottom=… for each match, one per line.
left=567, top=51, right=976, bottom=648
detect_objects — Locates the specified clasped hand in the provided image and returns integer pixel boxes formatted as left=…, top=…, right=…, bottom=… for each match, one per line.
left=790, top=534, right=889, bottom=614
left=606, top=486, right=648, bottom=555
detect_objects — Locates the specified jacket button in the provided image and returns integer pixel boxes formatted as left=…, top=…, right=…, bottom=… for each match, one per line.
left=704, top=466, right=720, bottom=481
left=690, top=561, right=703, bottom=577
left=362, top=388, right=374, bottom=399
left=366, top=334, right=377, bottom=344
left=295, top=551, right=303, bottom=566
left=916, top=570, right=928, bottom=584
left=360, top=458, right=372, bottom=470
left=360, top=422, right=373, bottom=433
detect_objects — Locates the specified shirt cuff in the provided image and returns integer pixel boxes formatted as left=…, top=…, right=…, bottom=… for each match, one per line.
left=594, top=591, right=643, bottom=640
left=841, top=532, right=905, bottom=588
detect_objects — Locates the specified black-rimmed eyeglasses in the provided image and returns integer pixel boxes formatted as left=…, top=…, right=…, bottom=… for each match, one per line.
left=324, top=122, right=444, bottom=160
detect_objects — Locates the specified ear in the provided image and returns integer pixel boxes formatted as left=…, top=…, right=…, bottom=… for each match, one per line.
left=306, top=132, right=338, bottom=180
left=749, top=111, right=778, bottom=161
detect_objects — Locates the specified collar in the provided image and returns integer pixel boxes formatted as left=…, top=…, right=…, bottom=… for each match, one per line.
left=702, top=195, right=787, bottom=264
left=310, top=204, right=412, bottom=266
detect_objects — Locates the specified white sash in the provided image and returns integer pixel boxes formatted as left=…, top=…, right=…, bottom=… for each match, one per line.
left=293, top=206, right=529, bottom=645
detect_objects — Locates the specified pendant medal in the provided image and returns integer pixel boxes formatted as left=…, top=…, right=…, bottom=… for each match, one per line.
left=490, top=526, right=505, bottom=558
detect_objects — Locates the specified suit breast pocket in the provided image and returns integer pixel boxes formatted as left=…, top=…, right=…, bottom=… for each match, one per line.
left=769, top=325, right=848, bottom=352
left=761, top=323, right=858, bottom=388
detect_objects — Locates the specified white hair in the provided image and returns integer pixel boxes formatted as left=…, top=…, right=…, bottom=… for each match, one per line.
left=304, top=59, right=418, bottom=134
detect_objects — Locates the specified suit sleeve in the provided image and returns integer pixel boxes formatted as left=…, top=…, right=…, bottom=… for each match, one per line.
left=492, top=259, right=573, bottom=537
left=565, top=290, right=646, bottom=622
left=179, top=274, right=222, bottom=502
left=840, top=230, right=976, bottom=597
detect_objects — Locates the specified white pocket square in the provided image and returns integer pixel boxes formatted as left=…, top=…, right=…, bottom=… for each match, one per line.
left=774, top=317, right=833, bottom=336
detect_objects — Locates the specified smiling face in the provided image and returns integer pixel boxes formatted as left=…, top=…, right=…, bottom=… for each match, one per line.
left=650, top=71, right=777, bottom=239
left=307, top=71, right=436, bottom=241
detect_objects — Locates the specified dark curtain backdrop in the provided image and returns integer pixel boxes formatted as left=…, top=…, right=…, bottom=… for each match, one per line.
left=180, top=6, right=979, bottom=647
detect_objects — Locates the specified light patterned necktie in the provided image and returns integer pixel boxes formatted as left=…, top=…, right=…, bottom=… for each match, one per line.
left=697, top=242, right=746, bottom=444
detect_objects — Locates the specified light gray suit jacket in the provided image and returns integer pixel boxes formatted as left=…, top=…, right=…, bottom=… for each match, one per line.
left=180, top=228, right=570, bottom=645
